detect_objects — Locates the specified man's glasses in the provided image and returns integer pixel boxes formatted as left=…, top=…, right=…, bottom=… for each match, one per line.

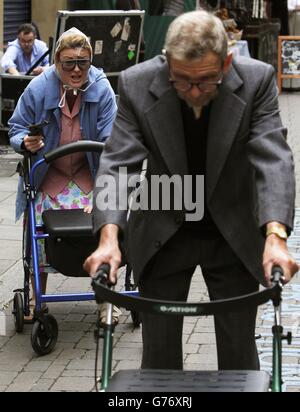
left=169, top=75, right=223, bottom=92
left=19, top=38, right=35, bottom=46
left=60, top=59, right=91, bottom=72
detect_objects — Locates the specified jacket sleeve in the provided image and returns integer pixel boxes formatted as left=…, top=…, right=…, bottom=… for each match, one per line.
left=96, top=79, right=117, bottom=142
left=1, top=44, right=19, bottom=71
left=246, top=64, right=295, bottom=231
left=8, top=85, right=37, bottom=153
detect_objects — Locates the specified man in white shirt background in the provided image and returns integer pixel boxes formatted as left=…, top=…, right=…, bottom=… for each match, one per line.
left=1, top=23, right=49, bottom=76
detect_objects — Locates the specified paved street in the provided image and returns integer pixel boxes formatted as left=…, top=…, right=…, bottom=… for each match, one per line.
left=0, top=93, right=299, bottom=392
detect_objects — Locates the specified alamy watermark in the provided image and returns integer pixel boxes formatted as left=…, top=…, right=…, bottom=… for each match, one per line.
left=95, top=167, right=204, bottom=222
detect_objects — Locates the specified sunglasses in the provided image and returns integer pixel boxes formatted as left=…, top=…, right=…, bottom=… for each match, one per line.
left=60, top=59, right=91, bottom=72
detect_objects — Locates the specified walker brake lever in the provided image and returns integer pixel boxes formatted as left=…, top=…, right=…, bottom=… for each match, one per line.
left=28, top=120, right=49, bottom=137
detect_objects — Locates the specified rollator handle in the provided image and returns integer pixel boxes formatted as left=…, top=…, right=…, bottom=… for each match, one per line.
left=26, top=120, right=49, bottom=156
left=271, top=265, right=284, bottom=285
left=28, top=120, right=49, bottom=137
left=93, top=264, right=111, bottom=286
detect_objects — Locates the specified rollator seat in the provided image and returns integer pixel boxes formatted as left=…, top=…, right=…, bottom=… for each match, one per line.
left=42, top=209, right=93, bottom=237
left=42, top=209, right=98, bottom=277
left=107, top=369, right=270, bottom=392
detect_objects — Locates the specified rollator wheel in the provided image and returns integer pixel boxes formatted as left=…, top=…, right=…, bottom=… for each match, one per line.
left=12, top=292, right=24, bottom=333
left=31, top=314, right=58, bottom=356
left=130, top=310, right=141, bottom=328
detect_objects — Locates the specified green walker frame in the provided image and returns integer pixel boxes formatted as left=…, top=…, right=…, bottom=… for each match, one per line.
left=92, top=266, right=291, bottom=392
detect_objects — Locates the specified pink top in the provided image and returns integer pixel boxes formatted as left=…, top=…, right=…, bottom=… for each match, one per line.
left=41, top=92, right=93, bottom=198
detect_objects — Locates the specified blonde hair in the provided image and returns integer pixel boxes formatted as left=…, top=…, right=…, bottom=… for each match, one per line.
left=164, top=10, right=228, bottom=64
left=54, top=27, right=93, bottom=63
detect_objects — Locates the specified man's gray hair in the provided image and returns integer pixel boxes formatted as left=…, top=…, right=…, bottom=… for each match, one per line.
left=164, top=10, right=228, bottom=63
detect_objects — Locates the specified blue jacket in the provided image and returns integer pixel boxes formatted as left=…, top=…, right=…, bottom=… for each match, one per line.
left=9, top=65, right=117, bottom=220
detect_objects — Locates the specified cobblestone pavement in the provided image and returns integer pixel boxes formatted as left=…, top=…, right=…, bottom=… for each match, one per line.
left=0, top=93, right=299, bottom=392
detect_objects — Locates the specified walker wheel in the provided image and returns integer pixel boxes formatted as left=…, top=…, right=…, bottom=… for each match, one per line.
left=12, top=292, right=24, bottom=333
left=31, top=314, right=58, bottom=356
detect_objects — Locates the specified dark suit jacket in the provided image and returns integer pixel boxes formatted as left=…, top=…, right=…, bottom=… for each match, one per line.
left=93, top=55, right=295, bottom=286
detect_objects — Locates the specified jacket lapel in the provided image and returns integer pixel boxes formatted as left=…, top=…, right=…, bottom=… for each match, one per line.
left=145, top=63, right=189, bottom=177
left=206, top=65, right=246, bottom=201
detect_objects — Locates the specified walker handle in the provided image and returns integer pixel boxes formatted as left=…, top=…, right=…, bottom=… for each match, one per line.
left=93, top=263, right=111, bottom=286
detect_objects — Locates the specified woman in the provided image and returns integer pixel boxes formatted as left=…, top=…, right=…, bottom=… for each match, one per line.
left=9, top=27, right=121, bottom=323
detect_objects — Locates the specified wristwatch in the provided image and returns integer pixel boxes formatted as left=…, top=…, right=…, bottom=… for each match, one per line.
left=266, top=226, right=288, bottom=240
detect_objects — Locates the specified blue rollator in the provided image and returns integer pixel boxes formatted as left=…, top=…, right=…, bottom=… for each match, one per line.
left=92, top=265, right=292, bottom=393
left=12, top=141, right=104, bottom=355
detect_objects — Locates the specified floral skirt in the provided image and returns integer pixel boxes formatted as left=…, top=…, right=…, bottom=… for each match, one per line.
left=33, top=181, right=92, bottom=272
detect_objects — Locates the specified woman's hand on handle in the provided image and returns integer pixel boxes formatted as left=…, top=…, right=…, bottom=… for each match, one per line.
left=83, top=224, right=122, bottom=285
left=23, top=134, right=44, bottom=153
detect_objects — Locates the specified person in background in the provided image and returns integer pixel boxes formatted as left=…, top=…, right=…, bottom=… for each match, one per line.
left=84, top=10, right=298, bottom=370
left=1, top=23, right=49, bottom=76
left=267, top=0, right=289, bottom=35
left=8, top=27, right=121, bottom=324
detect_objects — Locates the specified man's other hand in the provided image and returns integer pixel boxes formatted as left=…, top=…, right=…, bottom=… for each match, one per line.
left=32, top=66, right=45, bottom=75
left=8, top=67, right=20, bottom=75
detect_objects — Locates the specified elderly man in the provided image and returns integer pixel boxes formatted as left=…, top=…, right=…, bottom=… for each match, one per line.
left=1, top=23, right=49, bottom=75
left=85, top=10, right=298, bottom=371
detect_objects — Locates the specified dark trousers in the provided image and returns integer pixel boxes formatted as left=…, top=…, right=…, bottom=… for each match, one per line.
left=139, top=228, right=260, bottom=370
